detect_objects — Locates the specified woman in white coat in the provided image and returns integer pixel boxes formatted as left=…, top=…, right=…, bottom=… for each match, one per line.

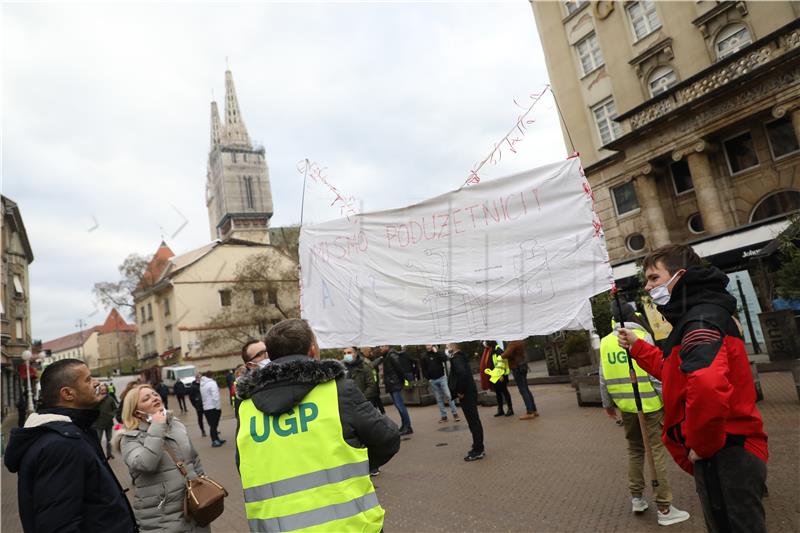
left=117, top=384, right=210, bottom=532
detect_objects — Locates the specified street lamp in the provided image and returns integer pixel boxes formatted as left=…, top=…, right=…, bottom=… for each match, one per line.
left=21, top=349, right=34, bottom=416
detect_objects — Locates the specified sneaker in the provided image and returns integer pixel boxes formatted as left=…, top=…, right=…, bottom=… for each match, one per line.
left=631, top=497, right=649, bottom=513
left=657, top=505, right=690, bottom=526
left=211, top=439, right=226, bottom=448
left=464, top=450, right=485, bottom=462
left=369, top=468, right=380, bottom=477
left=453, top=414, right=461, bottom=422
left=399, top=427, right=413, bottom=436
left=504, top=410, right=514, bottom=417
left=439, top=417, right=448, bottom=424
left=493, top=411, right=505, bottom=417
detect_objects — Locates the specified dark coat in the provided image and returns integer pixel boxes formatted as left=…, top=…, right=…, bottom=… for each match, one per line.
left=188, top=381, right=203, bottom=408
left=420, top=350, right=448, bottom=380
left=173, top=380, right=186, bottom=397
left=449, top=351, right=477, bottom=399
left=236, top=355, right=400, bottom=470
left=92, top=395, right=117, bottom=430
left=381, top=350, right=412, bottom=393
left=345, top=355, right=379, bottom=400
left=4, top=407, right=137, bottom=533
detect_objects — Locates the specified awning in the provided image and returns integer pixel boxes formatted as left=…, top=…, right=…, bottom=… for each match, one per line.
left=612, top=218, right=791, bottom=281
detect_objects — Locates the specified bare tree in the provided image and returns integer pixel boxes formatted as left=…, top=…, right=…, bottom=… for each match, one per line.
left=199, top=250, right=300, bottom=355
left=93, top=253, right=150, bottom=319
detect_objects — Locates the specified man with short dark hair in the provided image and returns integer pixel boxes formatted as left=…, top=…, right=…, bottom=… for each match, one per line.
left=201, top=370, right=225, bottom=447
left=617, top=244, right=768, bottom=533
left=378, top=344, right=414, bottom=435
left=236, top=318, right=400, bottom=532
left=4, top=359, right=137, bottom=533
left=242, top=338, right=270, bottom=370
left=446, top=342, right=484, bottom=461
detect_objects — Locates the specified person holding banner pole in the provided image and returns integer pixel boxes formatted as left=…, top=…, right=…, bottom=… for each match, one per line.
left=617, top=244, right=768, bottom=533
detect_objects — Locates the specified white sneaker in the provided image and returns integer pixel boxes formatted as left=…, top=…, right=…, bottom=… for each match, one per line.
left=657, top=505, right=690, bottom=526
left=631, top=497, right=649, bottom=513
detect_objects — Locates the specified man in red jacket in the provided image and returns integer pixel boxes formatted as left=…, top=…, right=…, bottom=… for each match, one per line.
left=617, top=244, right=767, bottom=533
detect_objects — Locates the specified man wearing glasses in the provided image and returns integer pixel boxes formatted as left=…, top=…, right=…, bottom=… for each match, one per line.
left=242, top=339, right=270, bottom=370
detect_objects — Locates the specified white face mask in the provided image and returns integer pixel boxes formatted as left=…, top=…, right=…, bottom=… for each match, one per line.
left=445, top=349, right=452, bottom=356
left=256, top=358, right=271, bottom=369
left=649, top=271, right=682, bottom=306
left=343, top=353, right=354, bottom=363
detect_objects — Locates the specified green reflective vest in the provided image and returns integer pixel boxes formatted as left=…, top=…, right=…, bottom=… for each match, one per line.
left=491, top=351, right=509, bottom=376
left=237, top=380, right=384, bottom=532
left=600, top=331, right=663, bottom=414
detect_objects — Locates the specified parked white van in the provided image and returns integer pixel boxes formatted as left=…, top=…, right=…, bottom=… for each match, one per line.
left=162, top=365, right=197, bottom=392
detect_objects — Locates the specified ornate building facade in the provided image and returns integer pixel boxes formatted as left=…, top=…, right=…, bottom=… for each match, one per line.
left=530, top=1, right=800, bottom=282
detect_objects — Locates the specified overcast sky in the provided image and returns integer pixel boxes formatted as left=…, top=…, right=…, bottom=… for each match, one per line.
left=2, top=1, right=567, bottom=342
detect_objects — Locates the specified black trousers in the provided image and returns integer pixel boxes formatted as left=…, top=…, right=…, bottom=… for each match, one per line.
left=204, top=408, right=221, bottom=442
left=369, top=396, right=385, bottom=414
left=192, top=403, right=206, bottom=434
left=459, top=393, right=484, bottom=453
left=693, top=445, right=767, bottom=533
left=176, top=394, right=187, bottom=412
left=494, top=377, right=512, bottom=412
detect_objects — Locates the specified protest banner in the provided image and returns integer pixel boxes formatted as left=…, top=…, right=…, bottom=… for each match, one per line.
left=299, top=157, right=613, bottom=348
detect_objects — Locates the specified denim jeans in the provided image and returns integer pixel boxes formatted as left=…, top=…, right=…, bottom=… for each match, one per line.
left=511, top=366, right=537, bottom=413
left=390, top=390, right=412, bottom=430
left=429, top=376, right=458, bottom=418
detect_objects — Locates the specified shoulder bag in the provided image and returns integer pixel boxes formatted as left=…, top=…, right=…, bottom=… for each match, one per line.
left=163, top=443, right=228, bottom=527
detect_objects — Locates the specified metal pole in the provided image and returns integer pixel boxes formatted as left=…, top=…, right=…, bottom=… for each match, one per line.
left=300, top=158, right=309, bottom=228
left=25, top=360, right=34, bottom=415
left=736, top=278, right=761, bottom=354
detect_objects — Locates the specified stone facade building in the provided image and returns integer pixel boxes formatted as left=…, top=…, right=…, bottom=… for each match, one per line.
left=1, top=196, right=34, bottom=419
left=529, top=1, right=800, bottom=284
left=206, top=70, right=274, bottom=244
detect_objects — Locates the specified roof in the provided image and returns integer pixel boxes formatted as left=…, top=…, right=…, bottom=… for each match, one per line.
left=96, top=308, right=137, bottom=334
left=42, top=327, right=99, bottom=353
left=2, top=195, right=34, bottom=264
left=138, top=241, right=175, bottom=290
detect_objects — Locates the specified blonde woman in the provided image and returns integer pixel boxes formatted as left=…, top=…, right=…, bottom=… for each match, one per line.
left=117, top=385, right=210, bottom=532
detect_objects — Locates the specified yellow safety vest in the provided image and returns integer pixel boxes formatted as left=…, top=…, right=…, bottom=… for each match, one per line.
left=492, top=352, right=509, bottom=376
left=237, top=380, right=384, bottom=532
left=600, top=331, right=663, bottom=414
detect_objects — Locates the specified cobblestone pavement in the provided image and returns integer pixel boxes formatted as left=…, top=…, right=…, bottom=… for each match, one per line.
left=2, top=372, right=798, bottom=532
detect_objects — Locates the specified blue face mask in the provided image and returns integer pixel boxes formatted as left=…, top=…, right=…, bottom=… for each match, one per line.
left=343, top=353, right=354, bottom=363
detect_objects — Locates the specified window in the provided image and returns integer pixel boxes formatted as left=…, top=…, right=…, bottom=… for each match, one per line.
left=147, top=303, right=153, bottom=321
left=165, top=326, right=174, bottom=348
left=612, top=182, right=640, bottom=216
left=244, top=176, right=255, bottom=209
left=253, top=290, right=265, bottom=306
left=593, top=98, right=622, bottom=145
left=231, top=152, right=237, bottom=163
left=15, top=319, right=23, bottom=340
left=564, top=0, right=587, bottom=16
left=163, top=298, right=171, bottom=316
left=626, top=233, right=646, bottom=252
left=627, top=1, right=661, bottom=41
left=268, top=289, right=278, bottom=305
left=688, top=213, right=705, bottom=234
left=715, top=24, right=752, bottom=60
left=765, top=117, right=800, bottom=160
left=576, top=33, right=604, bottom=76
left=648, top=66, right=677, bottom=97
left=12, top=275, right=24, bottom=296
left=140, top=306, right=146, bottom=323
left=724, top=131, right=759, bottom=174
left=219, top=290, right=232, bottom=307
left=257, top=320, right=269, bottom=336
left=750, top=191, right=800, bottom=222
left=670, top=160, right=694, bottom=195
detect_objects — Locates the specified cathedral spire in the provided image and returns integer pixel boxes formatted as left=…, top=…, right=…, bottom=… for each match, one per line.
left=224, top=70, right=251, bottom=148
left=210, top=100, right=222, bottom=148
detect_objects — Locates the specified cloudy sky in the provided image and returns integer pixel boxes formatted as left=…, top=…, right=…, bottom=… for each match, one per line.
left=2, top=1, right=567, bottom=342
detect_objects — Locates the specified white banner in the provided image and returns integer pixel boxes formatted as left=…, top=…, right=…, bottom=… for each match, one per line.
left=299, top=158, right=613, bottom=348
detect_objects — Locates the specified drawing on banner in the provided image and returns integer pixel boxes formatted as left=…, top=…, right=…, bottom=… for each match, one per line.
left=514, top=239, right=555, bottom=303
left=407, top=248, right=488, bottom=337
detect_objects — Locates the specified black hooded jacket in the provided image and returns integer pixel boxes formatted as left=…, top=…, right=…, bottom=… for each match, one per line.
left=236, top=355, right=400, bottom=470
left=3, top=407, right=137, bottom=533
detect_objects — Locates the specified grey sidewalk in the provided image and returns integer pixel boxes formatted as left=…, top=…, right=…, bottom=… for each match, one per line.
left=3, top=373, right=798, bottom=532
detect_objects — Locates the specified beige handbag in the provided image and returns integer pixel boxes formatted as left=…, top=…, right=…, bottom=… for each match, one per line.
left=163, top=444, right=228, bottom=527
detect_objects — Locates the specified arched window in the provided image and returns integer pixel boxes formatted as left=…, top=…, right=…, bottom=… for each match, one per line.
left=715, top=23, right=752, bottom=60
left=648, top=66, right=677, bottom=97
left=750, top=190, right=800, bottom=222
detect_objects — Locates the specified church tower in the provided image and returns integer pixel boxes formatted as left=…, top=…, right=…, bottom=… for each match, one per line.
left=206, top=70, right=273, bottom=244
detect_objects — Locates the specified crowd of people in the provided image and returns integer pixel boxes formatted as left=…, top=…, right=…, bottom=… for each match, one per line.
left=2, top=243, right=771, bottom=533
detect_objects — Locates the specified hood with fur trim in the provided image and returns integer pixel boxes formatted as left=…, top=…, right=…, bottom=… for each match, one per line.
left=236, top=355, right=346, bottom=416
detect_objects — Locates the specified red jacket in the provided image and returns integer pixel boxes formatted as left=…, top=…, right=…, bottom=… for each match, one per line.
left=629, top=267, right=768, bottom=475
